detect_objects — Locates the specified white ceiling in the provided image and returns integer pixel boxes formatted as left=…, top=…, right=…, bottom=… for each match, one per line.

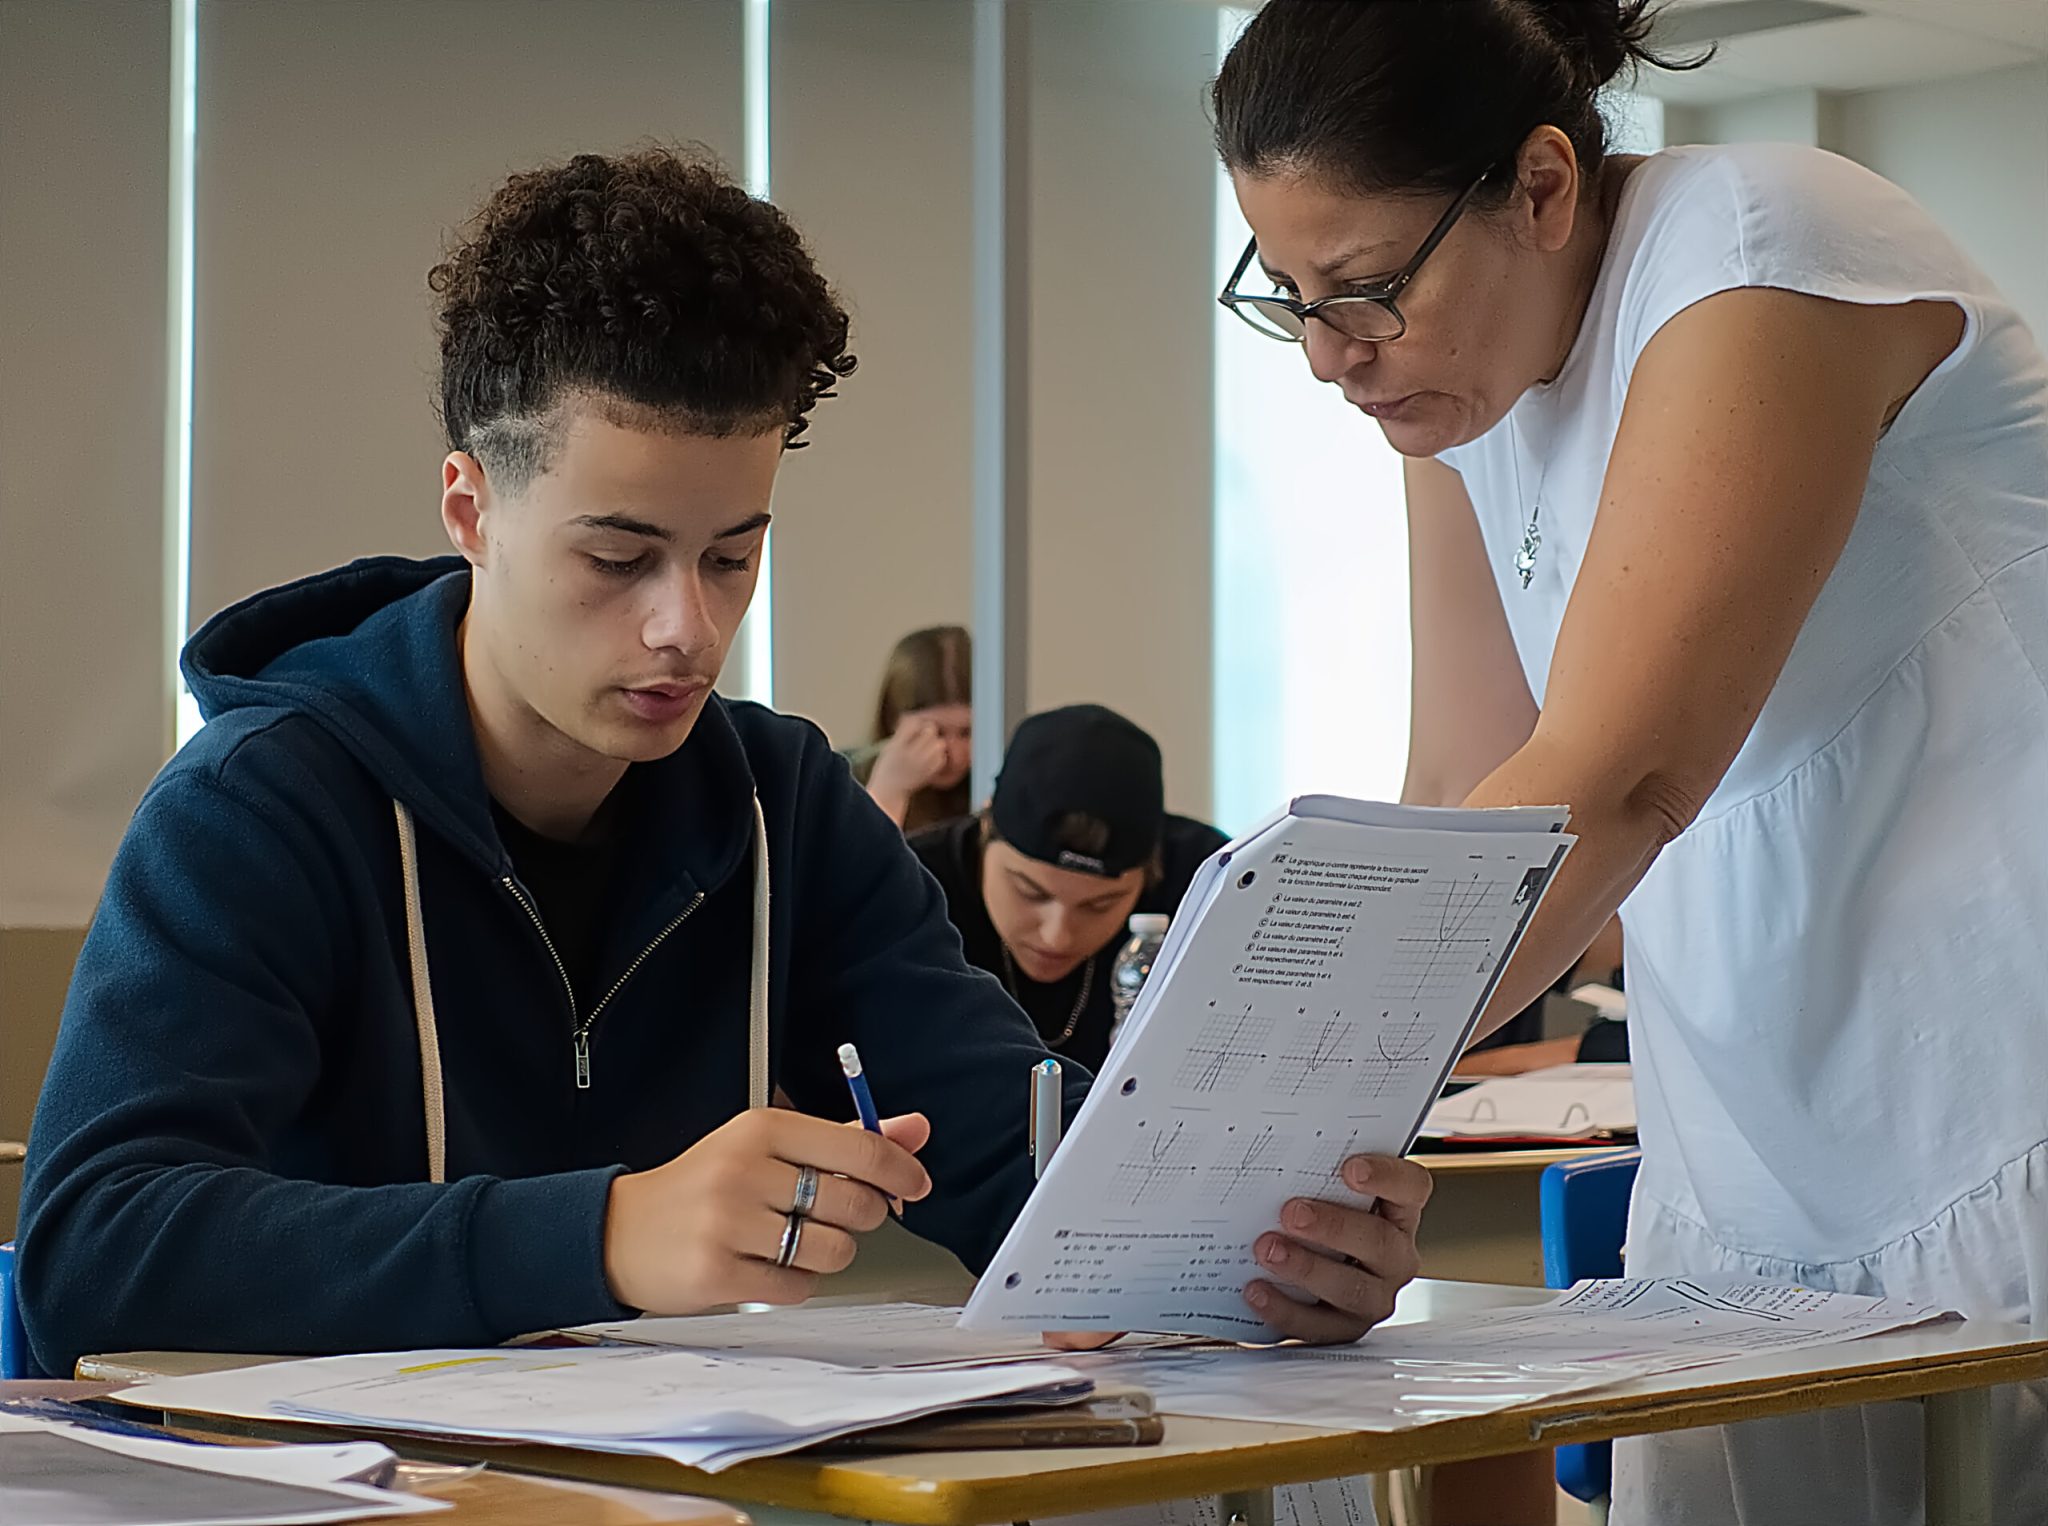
left=1645, top=0, right=2048, bottom=103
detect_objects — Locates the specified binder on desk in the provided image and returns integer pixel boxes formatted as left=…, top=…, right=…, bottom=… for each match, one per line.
left=1420, top=1063, right=1636, bottom=1144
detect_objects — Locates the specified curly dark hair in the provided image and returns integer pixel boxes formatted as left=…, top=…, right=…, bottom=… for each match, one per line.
left=428, top=146, right=856, bottom=488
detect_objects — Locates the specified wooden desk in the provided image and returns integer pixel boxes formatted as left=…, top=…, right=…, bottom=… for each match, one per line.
left=341, top=1468, right=744, bottom=1524
left=83, top=1279, right=2044, bottom=1526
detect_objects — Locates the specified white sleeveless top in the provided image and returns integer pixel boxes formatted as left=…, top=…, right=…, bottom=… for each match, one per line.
left=1440, top=144, right=2048, bottom=1323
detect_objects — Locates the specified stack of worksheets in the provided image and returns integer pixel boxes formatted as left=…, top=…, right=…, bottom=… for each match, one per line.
left=963, top=797, right=1575, bottom=1340
left=116, top=1345, right=1092, bottom=1473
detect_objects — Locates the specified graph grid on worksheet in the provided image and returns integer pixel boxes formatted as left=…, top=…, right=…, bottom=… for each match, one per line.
left=1377, top=871, right=1516, bottom=999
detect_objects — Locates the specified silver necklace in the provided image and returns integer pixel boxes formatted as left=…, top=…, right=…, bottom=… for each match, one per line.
left=999, top=944, right=1094, bottom=1049
left=1515, top=502, right=1542, bottom=589
left=1506, top=411, right=1547, bottom=590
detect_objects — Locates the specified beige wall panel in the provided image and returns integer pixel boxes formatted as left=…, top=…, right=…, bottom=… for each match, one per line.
left=189, top=0, right=745, bottom=630
left=1026, top=1, right=1219, bottom=819
left=0, top=0, right=172, bottom=924
left=765, top=0, right=976, bottom=747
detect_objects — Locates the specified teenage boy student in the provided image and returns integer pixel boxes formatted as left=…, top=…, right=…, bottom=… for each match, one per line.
left=18, top=150, right=1430, bottom=1374
left=909, top=705, right=1227, bottom=1072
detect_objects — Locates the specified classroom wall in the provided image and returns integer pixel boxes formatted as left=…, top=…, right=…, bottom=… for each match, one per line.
left=0, top=1, right=174, bottom=1184
left=1024, top=0, right=1218, bottom=816
left=187, top=0, right=748, bottom=629
left=0, top=0, right=172, bottom=931
left=1834, top=62, right=2048, bottom=341
left=1661, top=63, right=2048, bottom=341
left=1662, top=88, right=1841, bottom=152
left=764, top=0, right=977, bottom=749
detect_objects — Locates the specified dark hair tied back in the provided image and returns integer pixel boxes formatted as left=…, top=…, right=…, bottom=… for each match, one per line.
left=1529, top=0, right=1654, bottom=90
left=1214, top=0, right=1708, bottom=206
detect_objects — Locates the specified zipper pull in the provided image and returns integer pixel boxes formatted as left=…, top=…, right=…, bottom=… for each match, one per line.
left=573, top=1030, right=592, bottom=1090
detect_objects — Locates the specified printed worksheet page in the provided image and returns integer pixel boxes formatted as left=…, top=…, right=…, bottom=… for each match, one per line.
left=962, top=800, right=1572, bottom=1339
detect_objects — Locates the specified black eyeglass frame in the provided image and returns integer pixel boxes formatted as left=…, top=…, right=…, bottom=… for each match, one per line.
left=1218, top=164, right=1498, bottom=344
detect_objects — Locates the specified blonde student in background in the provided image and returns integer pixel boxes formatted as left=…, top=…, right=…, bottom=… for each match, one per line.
left=844, top=626, right=975, bottom=831
left=1212, top=1, right=2048, bottom=1522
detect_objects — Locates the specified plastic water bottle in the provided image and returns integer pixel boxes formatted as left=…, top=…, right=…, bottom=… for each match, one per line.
left=1107, top=913, right=1171, bottom=1053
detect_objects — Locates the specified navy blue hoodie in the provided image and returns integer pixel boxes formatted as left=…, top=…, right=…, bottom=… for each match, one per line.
left=20, top=557, right=1085, bottom=1373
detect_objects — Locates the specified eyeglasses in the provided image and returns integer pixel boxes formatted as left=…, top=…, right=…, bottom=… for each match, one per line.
left=1218, top=166, right=1495, bottom=345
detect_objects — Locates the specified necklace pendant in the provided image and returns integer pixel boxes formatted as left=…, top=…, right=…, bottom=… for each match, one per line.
left=1515, top=520, right=1542, bottom=589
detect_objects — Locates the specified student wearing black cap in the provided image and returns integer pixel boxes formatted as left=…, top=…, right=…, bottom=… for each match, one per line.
left=907, top=706, right=1227, bottom=1072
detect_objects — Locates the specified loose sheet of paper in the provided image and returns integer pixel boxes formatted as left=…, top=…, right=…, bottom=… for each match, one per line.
left=0, top=1411, right=445, bottom=1525
left=563, top=1301, right=1186, bottom=1369
left=1358, top=1276, right=1959, bottom=1374
left=963, top=799, right=1572, bottom=1339
left=1420, top=1063, right=1635, bottom=1139
left=119, top=1346, right=1091, bottom=1473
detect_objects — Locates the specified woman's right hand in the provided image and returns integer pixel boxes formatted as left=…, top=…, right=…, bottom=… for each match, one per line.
left=867, top=717, right=950, bottom=822
left=602, top=1109, right=932, bottom=1314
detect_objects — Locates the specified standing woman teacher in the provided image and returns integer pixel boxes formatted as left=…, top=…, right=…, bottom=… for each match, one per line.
left=1213, top=2, right=2047, bottom=1522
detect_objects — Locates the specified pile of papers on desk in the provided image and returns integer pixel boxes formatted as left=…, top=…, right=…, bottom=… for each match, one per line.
left=116, top=1344, right=1092, bottom=1473
left=0, top=1408, right=443, bottom=1524
left=108, top=1280, right=1956, bottom=1470
left=565, top=1277, right=1951, bottom=1438
left=1071, top=1277, right=1960, bottom=1432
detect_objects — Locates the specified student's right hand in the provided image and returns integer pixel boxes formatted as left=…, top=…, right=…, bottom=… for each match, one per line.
left=868, top=718, right=950, bottom=811
left=601, top=1110, right=933, bottom=1314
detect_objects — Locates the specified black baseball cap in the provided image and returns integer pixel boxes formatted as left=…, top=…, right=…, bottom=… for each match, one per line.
left=989, top=705, right=1165, bottom=878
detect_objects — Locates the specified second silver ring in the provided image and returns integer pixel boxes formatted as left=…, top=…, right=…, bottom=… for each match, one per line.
left=792, top=1162, right=820, bottom=1217
left=775, top=1209, right=805, bottom=1269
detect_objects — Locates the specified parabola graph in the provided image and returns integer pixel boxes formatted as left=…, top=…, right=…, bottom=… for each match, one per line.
left=1375, top=871, right=1511, bottom=1001
left=1108, top=1120, right=1204, bottom=1206
left=1172, top=1005, right=1274, bottom=1092
left=1267, top=1015, right=1360, bottom=1095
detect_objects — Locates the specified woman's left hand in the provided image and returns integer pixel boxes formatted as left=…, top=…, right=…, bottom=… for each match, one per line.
left=1246, top=1153, right=1432, bottom=1343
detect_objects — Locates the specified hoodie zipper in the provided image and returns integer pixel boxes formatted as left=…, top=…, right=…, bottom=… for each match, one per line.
left=577, top=893, right=705, bottom=1087
left=501, top=877, right=705, bottom=1090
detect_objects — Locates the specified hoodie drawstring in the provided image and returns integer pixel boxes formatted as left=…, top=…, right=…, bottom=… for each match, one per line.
left=393, top=793, right=774, bottom=1184
left=747, top=794, right=771, bottom=1112
left=392, top=800, right=447, bottom=1184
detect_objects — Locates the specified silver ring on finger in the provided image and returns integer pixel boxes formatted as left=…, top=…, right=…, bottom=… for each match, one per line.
left=775, top=1209, right=805, bottom=1270
left=791, top=1163, right=820, bottom=1217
